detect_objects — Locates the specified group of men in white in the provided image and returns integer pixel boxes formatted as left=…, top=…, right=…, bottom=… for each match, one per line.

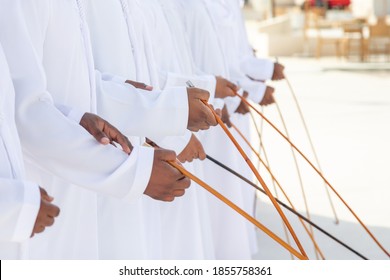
left=0, top=0, right=286, bottom=260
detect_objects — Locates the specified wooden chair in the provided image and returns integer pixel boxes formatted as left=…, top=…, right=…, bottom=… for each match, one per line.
left=341, top=18, right=367, bottom=61
left=304, top=5, right=344, bottom=58
left=365, top=18, right=390, bottom=61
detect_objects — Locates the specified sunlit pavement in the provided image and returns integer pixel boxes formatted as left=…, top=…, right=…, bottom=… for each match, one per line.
left=248, top=56, right=390, bottom=260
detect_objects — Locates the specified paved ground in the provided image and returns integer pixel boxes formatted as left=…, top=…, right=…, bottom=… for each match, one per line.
left=247, top=57, right=390, bottom=260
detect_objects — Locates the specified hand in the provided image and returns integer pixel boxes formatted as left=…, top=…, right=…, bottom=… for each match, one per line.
left=125, top=80, right=153, bottom=91
left=144, top=149, right=191, bottom=202
left=31, top=188, right=60, bottom=237
left=235, top=91, right=250, bottom=115
left=272, top=62, right=285, bottom=81
left=214, top=108, right=222, bottom=119
left=259, top=86, right=275, bottom=106
left=215, top=76, right=238, bottom=98
left=177, top=134, right=206, bottom=163
left=187, top=87, right=218, bottom=132
left=80, top=113, right=133, bottom=154
left=221, top=105, right=232, bottom=127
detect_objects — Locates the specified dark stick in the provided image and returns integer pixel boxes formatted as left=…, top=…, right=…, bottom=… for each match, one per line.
left=206, top=154, right=369, bottom=260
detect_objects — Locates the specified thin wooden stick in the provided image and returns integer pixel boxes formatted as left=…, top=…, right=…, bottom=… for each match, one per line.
left=200, top=100, right=308, bottom=258
left=285, top=75, right=339, bottom=224
left=235, top=93, right=390, bottom=258
left=206, top=154, right=368, bottom=260
left=274, top=100, right=319, bottom=259
left=168, top=159, right=308, bottom=260
left=231, top=123, right=326, bottom=260
left=250, top=110, right=320, bottom=259
left=233, top=118, right=294, bottom=260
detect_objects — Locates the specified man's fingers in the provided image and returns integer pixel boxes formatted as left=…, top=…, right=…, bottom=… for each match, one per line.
left=43, top=216, right=55, bottom=227
left=162, top=196, right=175, bottom=202
left=177, top=154, right=186, bottom=163
left=172, top=189, right=186, bottom=197
left=202, top=103, right=218, bottom=127
left=156, top=149, right=177, bottom=162
left=187, top=157, right=194, bottom=163
left=47, top=204, right=60, bottom=218
left=33, top=225, right=45, bottom=235
left=116, top=136, right=133, bottom=154
left=92, top=125, right=110, bottom=145
left=110, top=130, right=132, bottom=154
left=191, top=88, right=210, bottom=101
left=175, top=176, right=191, bottom=189
left=198, top=148, right=206, bottom=160
left=103, top=123, right=133, bottom=154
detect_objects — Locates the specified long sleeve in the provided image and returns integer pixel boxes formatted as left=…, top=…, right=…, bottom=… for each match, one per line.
left=0, top=0, right=153, bottom=201
left=0, top=179, right=40, bottom=242
left=240, top=57, right=274, bottom=82
left=96, top=71, right=189, bottom=138
left=164, top=71, right=216, bottom=104
left=150, top=130, right=192, bottom=155
left=237, top=77, right=267, bottom=104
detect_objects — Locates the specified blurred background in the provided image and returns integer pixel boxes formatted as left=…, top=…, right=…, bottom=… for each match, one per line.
left=241, top=0, right=390, bottom=260
left=244, top=0, right=390, bottom=60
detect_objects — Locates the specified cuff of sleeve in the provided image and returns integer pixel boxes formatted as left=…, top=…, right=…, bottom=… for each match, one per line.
left=55, top=104, right=86, bottom=124
left=122, top=146, right=154, bottom=202
left=203, top=75, right=216, bottom=105
left=101, top=72, right=128, bottom=84
left=240, top=57, right=275, bottom=81
left=12, top=182, right=40, bottom=242
left=169, top=87, right=189, bottom=136
left=264, top=60, right=275, bottom=80
left=153, top=130, right=192, bottom=154
left=68, top=109, right=86, bottom=124
left=165, top=72, right=216, bottom=104
left=241, top=80, right=267, bottom=104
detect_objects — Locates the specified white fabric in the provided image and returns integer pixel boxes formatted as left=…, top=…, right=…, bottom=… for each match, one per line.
left=137, top=0, right=216, bottom=103
left=135, top=0, right=218, bottom=259
left=0, top=44, right=40, bottom=260
left=178, top=0, right=259, bottom=259
left=0, top=0, right=190, bottom=259
left=203, top=0, right=268, bottom=105
left=84, top=0, right=190, bottom=259
left=230, top=0, right=274, bottom=81
left=240, top=57, right=275, bottom=82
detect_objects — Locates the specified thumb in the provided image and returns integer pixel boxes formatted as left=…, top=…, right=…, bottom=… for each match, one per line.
left=156, top=149, right=177, bottom=162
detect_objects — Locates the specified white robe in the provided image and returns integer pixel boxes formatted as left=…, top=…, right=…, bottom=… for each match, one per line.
left=85, top=0, right=176, bottom=259
left=178, top=0, right=262, bottom=259
left=0, top=0, right=190, bottom=259
left=0, top=44, right=40, bottom=260
left=84, top=0, right=215, bottom=259
left=230, top=0, right=275, bottom=82
left=135, top=0, right=219, bottom=259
